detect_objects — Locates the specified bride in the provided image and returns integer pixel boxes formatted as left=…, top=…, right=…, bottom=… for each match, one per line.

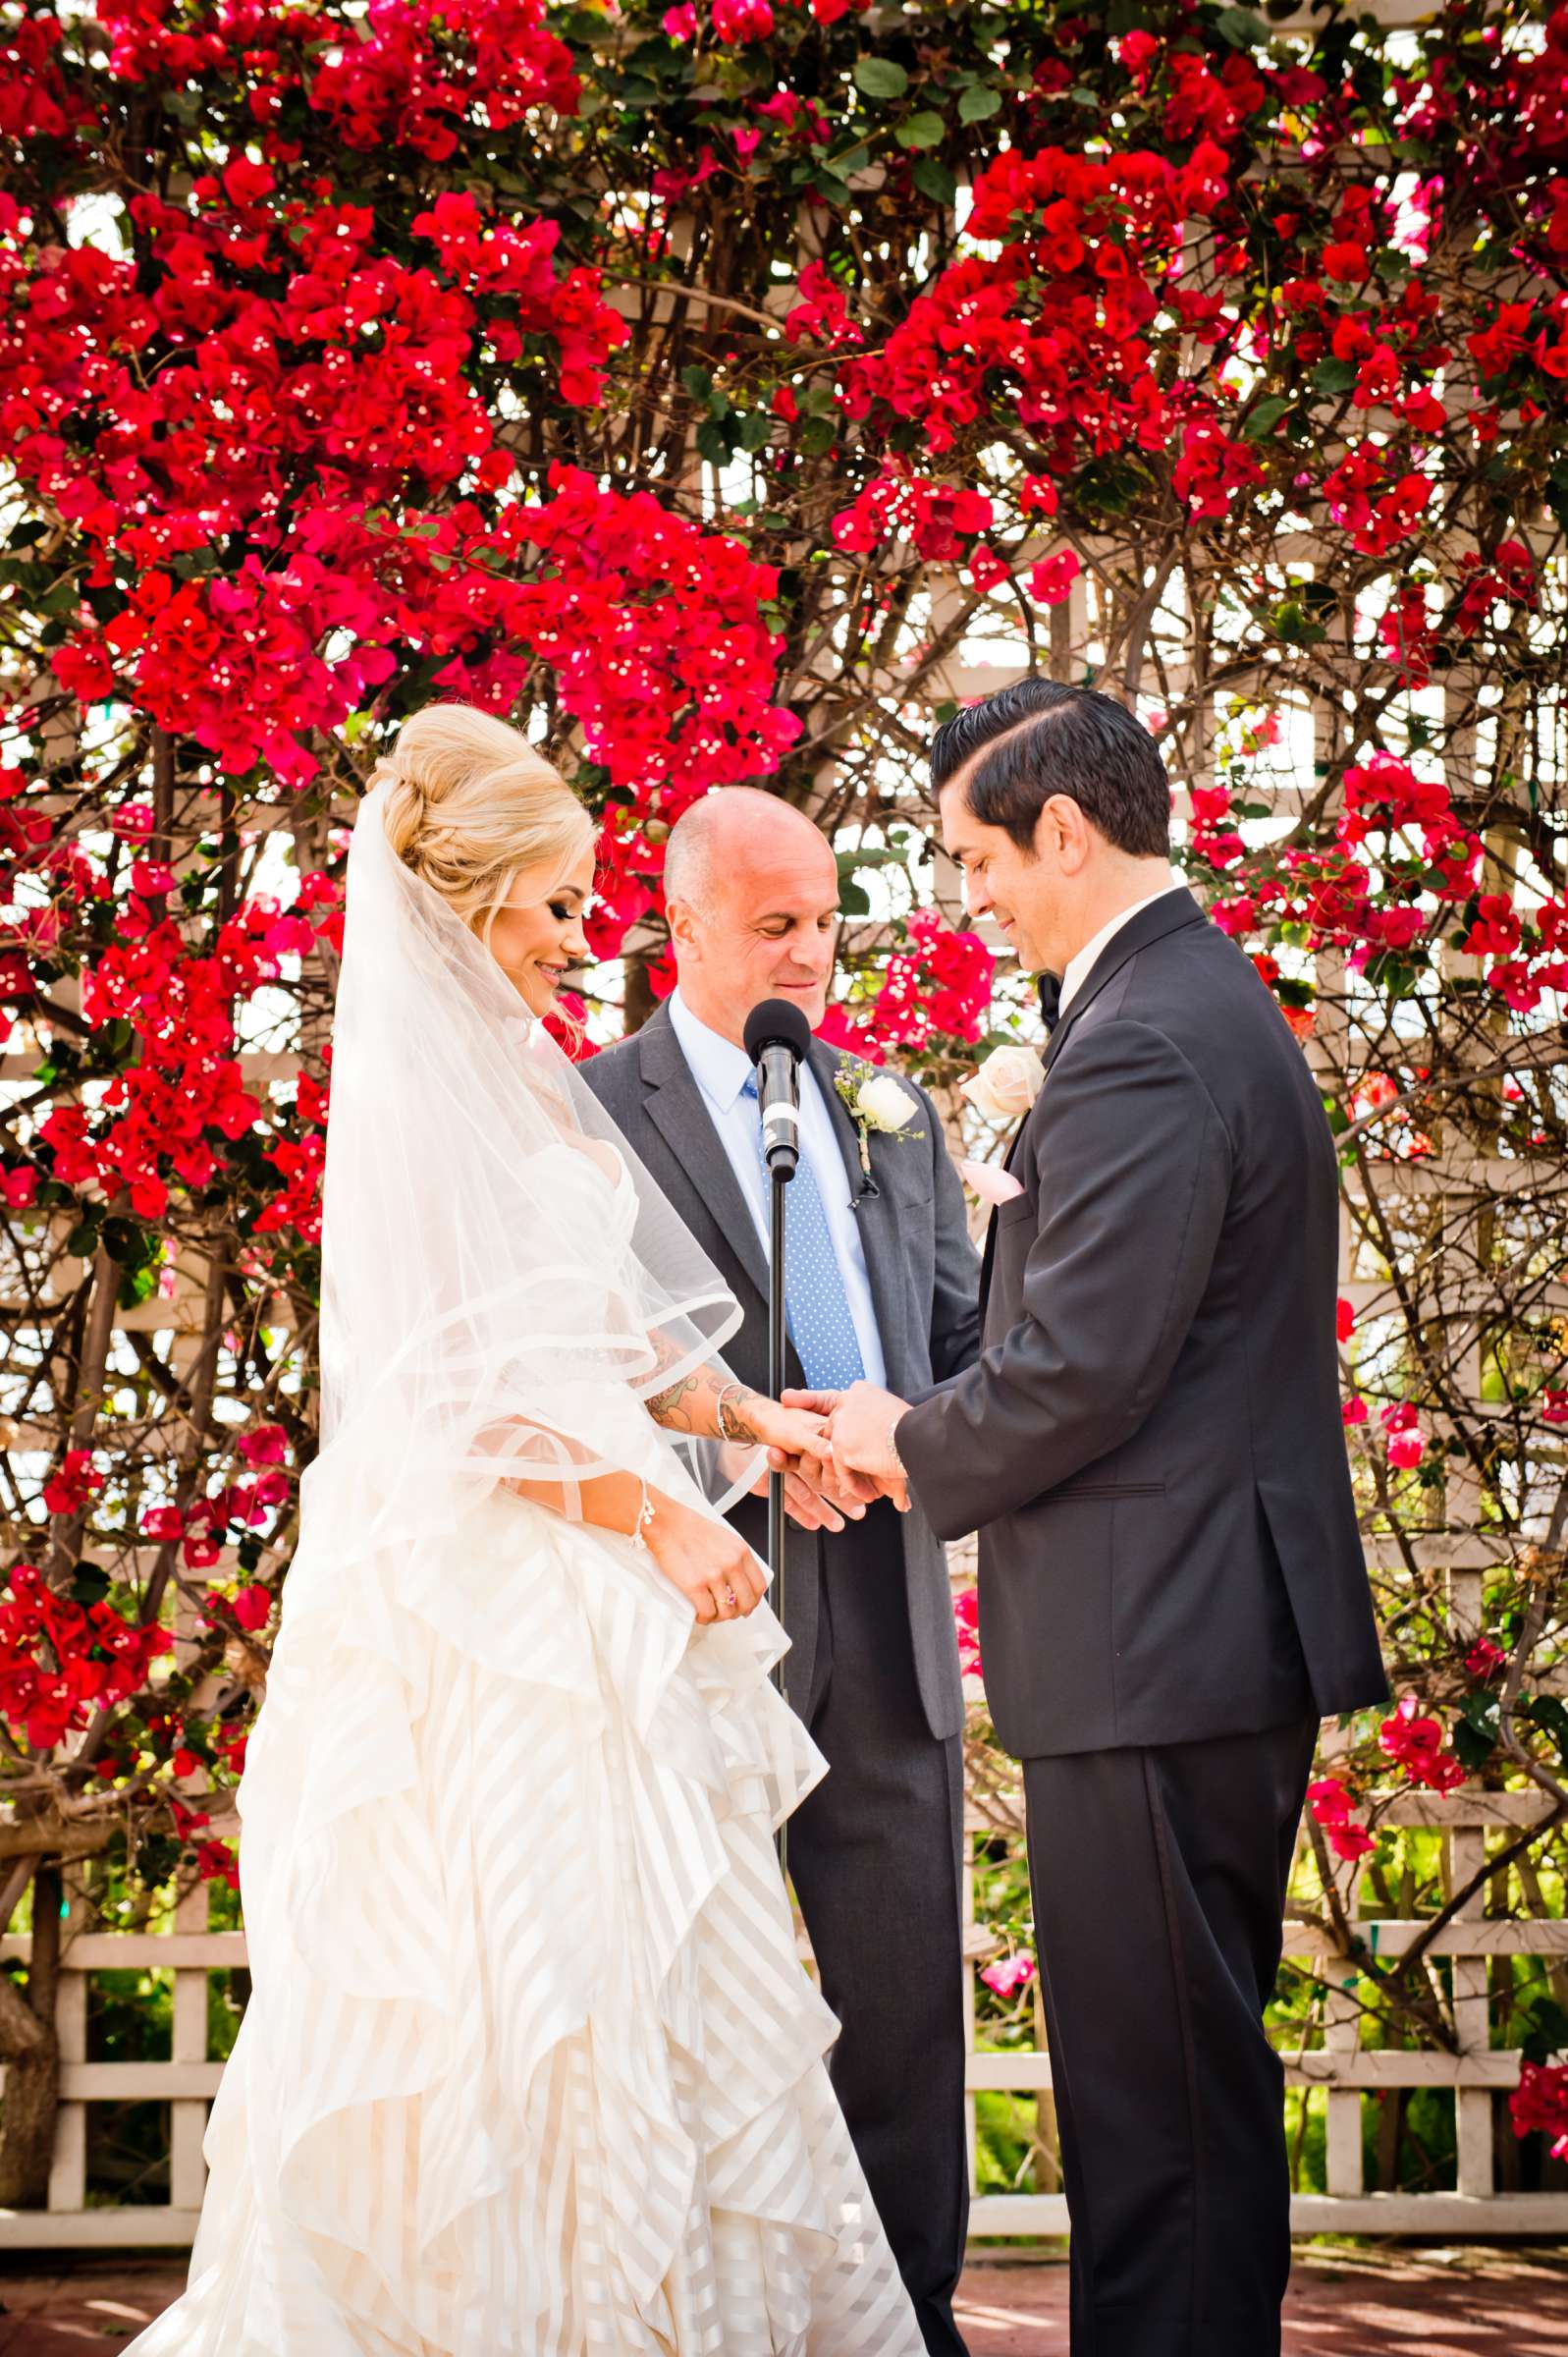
left=127, top=707, right=928, bottom=2356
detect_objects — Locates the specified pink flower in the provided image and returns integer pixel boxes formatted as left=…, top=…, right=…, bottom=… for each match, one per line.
left=238, top=1423, right=288, bottom=1466
left=981, top=1952, right=1037, bottom=2000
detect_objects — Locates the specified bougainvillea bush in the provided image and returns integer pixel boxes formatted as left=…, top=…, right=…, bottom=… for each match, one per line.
left=1, top=0, right=1566, bottom=2207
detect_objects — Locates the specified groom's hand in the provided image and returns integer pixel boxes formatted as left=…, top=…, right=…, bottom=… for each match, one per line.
left=780, top=1391, right=886, bottom=1507
left=789, top=1384, right=913, bottom=1512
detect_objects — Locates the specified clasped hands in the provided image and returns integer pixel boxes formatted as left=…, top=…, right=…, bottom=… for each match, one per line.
left=750, top=1383, right=912, bottom=1526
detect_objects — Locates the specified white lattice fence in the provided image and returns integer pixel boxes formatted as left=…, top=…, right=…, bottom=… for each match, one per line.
left=962, top=1787, right=1568, bottom=2243
left=5, top=1785, right=1566, bottom=2247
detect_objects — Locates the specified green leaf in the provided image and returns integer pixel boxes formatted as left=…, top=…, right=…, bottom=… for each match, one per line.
left=92, top=1015, right=135, bottom=1064
left=66, top=1215, right=101, bottom=1259
left=798, top=414, right=837, bottom=458
left=896, top=111, right=946, bottom=149
left=101, top=1214, right=153, bottom=1269
left=1215, top=6, right=1271, bottom=45
left=1526, top=1693, right=1568, bottom=1764
left=1544, top=462, right=1568, bottom=534
left=70, top=1562, right=111, bottom=1606
left=959, top=83, right=1002, bottom=122
left=736, top=410, right=772, bottom=453
left=1452, top=1714, right=1495, bottom=1773
left=1072, top=451, right=1156, bottom=520
left=1242, top=395, right=1292, bottom=442
left=1271, top=600, right=1327, bottom=647
left=1311, top=356, right=1358, bottom=397
left=838, top=880, right=872, bottom=917
left=695, top=418, right=733, bottom=467
left=853, top=57, right=909, bottom=100
left=679, top=365, right=714, bottom=404
left=912, top=154, right=957, bottom=206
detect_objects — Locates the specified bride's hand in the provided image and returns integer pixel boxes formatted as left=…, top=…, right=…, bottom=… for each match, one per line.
left=643, top=1495, right=767, bottom=1623
left=747, top=1399, right=869, bottom=1525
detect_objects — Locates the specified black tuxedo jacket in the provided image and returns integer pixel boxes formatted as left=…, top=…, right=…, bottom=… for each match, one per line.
left=582, top=1007, right=981, bottom=1739
left=900, top=889, right=1387, bottom=1760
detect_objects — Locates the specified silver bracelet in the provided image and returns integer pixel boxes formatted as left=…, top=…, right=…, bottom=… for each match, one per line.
left=887, top=1416, right=907, bottom=1478
left=629, top=1477, right=656, bottom=1550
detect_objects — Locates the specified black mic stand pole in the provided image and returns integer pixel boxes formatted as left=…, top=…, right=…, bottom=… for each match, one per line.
left=768, top=1156, right=791, bottom=1882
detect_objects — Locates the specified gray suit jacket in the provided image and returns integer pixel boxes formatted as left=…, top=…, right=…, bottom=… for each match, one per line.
left=901, top=889, right=1387, bottom=1761
left=582, top=1006, right=980, bottom=1739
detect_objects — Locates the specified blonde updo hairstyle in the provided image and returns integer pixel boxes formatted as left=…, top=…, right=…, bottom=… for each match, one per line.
left=379, top=704, right=595, bottom=946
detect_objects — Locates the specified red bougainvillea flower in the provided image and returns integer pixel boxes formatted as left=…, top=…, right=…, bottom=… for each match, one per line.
left=953, top=1585, right=982, bottom=1682
left=1379, top=1693, right=1465, bottom=1793
left=0, top=1562, right=171, bottom=1750
left=1307, top=1775, right=1377, bottom=1862
left=1512, top=2059, right=1568, bottom=2158
left=42, top=1449, right=103, bottom=1515
left=1027, top=551, right=1081, bottom=607
left=980, top=1951, right=1037, bottom=2000
left=869, top=913, right=995, bottom=1052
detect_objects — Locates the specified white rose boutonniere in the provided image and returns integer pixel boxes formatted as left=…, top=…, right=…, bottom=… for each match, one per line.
left=959, top=1042, right=1045, bottom=1125
left=832, top=1059, right=924, bottom=1207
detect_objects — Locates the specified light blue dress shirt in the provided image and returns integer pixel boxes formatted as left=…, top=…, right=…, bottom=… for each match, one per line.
left=667, top=990, right=889, bottom=1389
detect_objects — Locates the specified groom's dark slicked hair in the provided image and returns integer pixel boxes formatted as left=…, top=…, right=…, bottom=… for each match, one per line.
left=931, top=677, right=1171, bottom=859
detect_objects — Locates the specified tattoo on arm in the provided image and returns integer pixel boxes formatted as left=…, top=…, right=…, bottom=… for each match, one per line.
left=647, top=1372, right=702, bottom=1432
left=720, top=1387, right=765, bottom=1446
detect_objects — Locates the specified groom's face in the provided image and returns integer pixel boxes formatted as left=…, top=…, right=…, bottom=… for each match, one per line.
left=940, top=779, right=1071, bottom=975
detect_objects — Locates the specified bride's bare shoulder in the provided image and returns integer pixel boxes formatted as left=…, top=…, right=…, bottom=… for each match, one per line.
left=574, top=1136, right=624, bottom=1184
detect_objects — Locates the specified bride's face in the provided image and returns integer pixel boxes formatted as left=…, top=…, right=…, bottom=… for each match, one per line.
left=488, top=846, right=595, bottom=1014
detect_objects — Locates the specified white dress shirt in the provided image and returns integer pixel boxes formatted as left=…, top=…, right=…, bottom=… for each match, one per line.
left=1057, top=876, right=1190, bottom=1016
left=668, top=990, right=888, bottom=1388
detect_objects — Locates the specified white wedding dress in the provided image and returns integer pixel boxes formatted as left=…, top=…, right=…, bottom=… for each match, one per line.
left=126, top=789, right=926, bottom=2357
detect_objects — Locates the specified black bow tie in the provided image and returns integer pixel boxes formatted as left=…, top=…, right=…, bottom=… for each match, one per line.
left=1037, top=971, right=1063, bottom=1037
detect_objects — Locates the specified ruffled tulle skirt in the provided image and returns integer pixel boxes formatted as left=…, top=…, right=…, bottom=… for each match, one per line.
left=125, top=1486, right=925, bottom=2355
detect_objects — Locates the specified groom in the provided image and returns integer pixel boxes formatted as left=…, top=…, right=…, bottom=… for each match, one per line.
left=822, top=680, right=1387, bottom=2355
left=583, top=787, right=979, bottom=2357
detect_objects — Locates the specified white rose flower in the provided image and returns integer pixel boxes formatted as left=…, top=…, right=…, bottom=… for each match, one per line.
left=959, top=1043, right=1044, bottom=1124
left=855, top=1073, right=920, bottom=1131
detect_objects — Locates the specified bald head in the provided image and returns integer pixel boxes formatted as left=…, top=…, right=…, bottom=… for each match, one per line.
left=663, top=787, right=841, bottom=1044
left=665, top=788, right=831, bottom=912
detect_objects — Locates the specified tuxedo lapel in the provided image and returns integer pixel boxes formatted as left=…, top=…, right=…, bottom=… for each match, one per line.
left=637, top=1009, right=772, bottom=1305
left=1044, top=889, right=1207, bottom=1076
left=978, top=896, right=1206, bottom=1318
left=807, top=1038, right=912, bottom=1382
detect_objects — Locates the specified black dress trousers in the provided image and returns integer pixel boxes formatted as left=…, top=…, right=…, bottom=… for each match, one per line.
left=1022, top=1715, right=1319, bottom=2357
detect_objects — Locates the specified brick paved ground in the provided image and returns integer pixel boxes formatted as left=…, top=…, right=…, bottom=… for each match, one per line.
left=2, top=2247, right=1567, bottom=2353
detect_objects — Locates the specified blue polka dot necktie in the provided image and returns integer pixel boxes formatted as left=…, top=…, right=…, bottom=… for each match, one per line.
left=741, top=1073, right=866, bottom=1393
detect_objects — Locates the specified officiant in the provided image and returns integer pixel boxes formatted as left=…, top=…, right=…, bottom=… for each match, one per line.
left=584, top=789, right=980, bottom=2357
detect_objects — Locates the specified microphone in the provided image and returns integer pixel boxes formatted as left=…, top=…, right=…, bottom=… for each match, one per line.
left=743, top=997, right=812, bottom=1179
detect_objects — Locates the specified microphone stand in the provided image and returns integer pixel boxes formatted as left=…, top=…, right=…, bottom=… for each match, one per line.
left=741, top=998, right=811, bottom=1890
left=768, top=1156, right=792, bottom=1884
